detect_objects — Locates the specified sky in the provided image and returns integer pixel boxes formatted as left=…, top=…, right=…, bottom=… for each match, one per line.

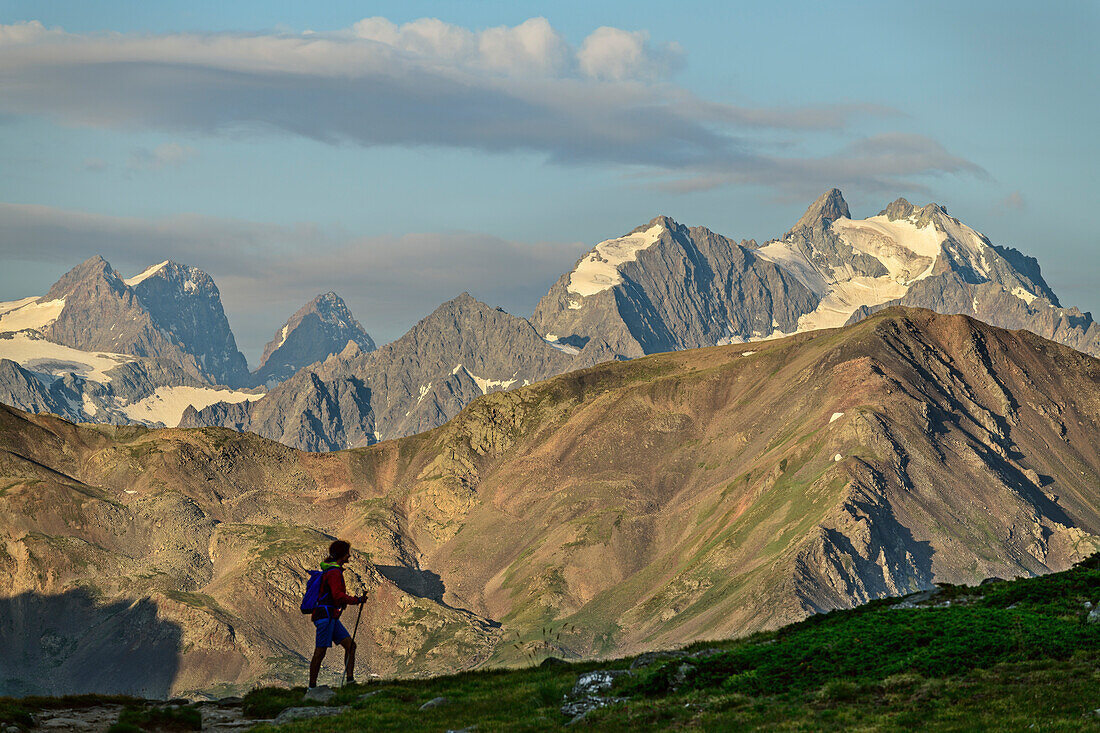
left=0, top=1, right=1096, bottom=366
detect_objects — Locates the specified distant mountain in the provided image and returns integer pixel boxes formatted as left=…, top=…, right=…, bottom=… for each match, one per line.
left=0, top=256, right=261, bottom=427
left=4, top=308, right=1098, bottom=694
left=125, top=260, right=251, bottom=388
left=182, top=293, right=611, bottom=450
left=4, top=189, right=1098, bottom=444
left=253, top=292, right=376, bottom=387
left=536, top=189, right=1099, bottom=361
left=184, top=188, right=1100, bottom=451
left=531, top=215, right=817, bottom=357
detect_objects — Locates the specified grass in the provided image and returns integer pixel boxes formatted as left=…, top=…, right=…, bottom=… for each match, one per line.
left=232, top=554, right=1100, bottom=731
left=108, top=705, right=202, bottom=732
left=6, top=556, right=1099, bottom=731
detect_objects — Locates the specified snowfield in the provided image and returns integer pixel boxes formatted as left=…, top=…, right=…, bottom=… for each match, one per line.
left=0, top=297, right=66, bottom=333
left=121, top=385, right=263, bottom=427
left=0, top=332, right=134, bottom=382
left=568, top=224, right=665, bottom=297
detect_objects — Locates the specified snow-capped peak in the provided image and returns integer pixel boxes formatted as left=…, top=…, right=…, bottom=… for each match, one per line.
left=567, top=222, right=666, bottom=297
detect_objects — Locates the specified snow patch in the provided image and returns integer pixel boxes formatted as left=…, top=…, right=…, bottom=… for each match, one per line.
left=0, top=297, right=66, bottom=333
left=754, top=240, right=829, bottom=296
left=833, top=453, right=843, bottom=462
left=741, top=351, right=756, bottom=356
left=121, top=386, right=264, bottom=427
left=1012, top=287, right=1037, bottom=305
left=567, top=224, right=664, bottom=297
left=82, top=393, right=99, bottom=417
left=544, top=336, right=580, bottom=355
left=831, top=215, right=944, bottom=284
left=275, top=323, right=290, bottom=350
left=795, top=276, right=911, bottom=332
left=124, top=261, right=170, bottom=287
left=830, top=412, right=844, bottom=423
left=0, top=333, right=133, bottom=383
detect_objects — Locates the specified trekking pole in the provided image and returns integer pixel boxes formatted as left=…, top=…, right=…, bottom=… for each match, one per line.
left=352, top=585, right=365, bottom=641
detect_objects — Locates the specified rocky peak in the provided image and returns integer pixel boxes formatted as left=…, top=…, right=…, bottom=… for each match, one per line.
left=786, top=188, right=851, bottom=236
left=880, top=198, right=949, bottom=226
left=254, top=291, right=375, bottom=387
left=629, top=215, right=678, bottom=236
left=44, top=255, right=123, bottom=301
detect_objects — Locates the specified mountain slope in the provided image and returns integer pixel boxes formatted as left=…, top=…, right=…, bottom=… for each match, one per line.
left=253, top=292, right=376, bottom=387
left=2, top=308, right=1098, bottom=694
left=183, top=293, right=610, bottom=449
left=532, top=215, right=818, bottom=358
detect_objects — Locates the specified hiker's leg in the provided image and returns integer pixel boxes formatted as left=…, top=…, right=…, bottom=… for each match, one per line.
left=331, top=620, right=354, bottom=682
left=309, top=647, right=327, bottom=687
left=339, top=636, right=357, bottom=682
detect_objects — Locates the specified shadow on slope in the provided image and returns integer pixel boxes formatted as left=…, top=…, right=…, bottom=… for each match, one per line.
left=0, top=588, right=181, bottom=698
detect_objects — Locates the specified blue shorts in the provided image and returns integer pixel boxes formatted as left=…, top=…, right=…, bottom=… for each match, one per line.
left=314, top=618, right=350, bottom=648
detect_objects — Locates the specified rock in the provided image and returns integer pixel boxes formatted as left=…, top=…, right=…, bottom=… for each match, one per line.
left=303, top=685, right=336, bottom=703
left=561, top=670, right=632, bottom=719
left=539, top=656, right=568, bottom=667
left=671, top=663, right=696, bottom=689
left=1088, top=607, right=1100, bottom=624
left=979, top=577, right=1007, bottom=586
left=569, top=669, right=631, bottom=699
left=358, top=691, right=383, bottom=701
left=891, top=587, right=943, bottom=609
left=274, top=706, right=347, bottom=724
left=419, top=696, right=450, bottom=711
left=6, top=725, right=21, bottom=733
left=40, top=718, right=91, bottom=729
left=630, top=650, right=688, bottom=669
left=445, top=728, right=478, bottom=733
left=216, top=696, right=244, bottom=706
left=689, top=648, right=724, bottom=659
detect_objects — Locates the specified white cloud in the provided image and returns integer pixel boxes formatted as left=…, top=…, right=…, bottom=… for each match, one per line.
left=578, top=27, right=682, bottom=81
left=0, top=18, right=979, bottom=196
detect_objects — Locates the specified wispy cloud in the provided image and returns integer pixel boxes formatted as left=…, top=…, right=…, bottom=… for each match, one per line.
left=126, top=142, right=197, bottom=171
left=0, top=18, right=982, bottom=196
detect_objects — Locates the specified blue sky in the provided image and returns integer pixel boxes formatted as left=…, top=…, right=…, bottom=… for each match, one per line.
left=0, top=1, right=1096, bottom=363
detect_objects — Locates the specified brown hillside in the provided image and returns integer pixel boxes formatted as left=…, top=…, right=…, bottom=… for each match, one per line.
left=1, top=307, right=1098, bottom=695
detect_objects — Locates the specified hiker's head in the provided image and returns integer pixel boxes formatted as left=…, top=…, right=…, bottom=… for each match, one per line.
left=327, top=540, right=351, bottom=564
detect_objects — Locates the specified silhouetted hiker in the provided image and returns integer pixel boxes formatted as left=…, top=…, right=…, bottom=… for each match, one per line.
left=303, top=539, right=364, bottom=687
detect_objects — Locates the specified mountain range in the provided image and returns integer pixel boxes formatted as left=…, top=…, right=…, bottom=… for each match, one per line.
left=1, top=189, right=1098, bottom=450
left=2, top=308, right=1097, bottom=695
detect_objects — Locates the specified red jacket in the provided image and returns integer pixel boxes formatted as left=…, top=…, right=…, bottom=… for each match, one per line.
left=311, top=565, right=360, bottom=621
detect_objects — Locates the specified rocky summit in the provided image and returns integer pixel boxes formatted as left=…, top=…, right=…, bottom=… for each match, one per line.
left=2, top=308, right=1098, bottom=696
left=252, top=292, right=376, bottom=388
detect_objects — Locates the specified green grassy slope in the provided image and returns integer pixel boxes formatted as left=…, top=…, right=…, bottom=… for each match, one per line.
left=238, top=553, right=1100, bottom=731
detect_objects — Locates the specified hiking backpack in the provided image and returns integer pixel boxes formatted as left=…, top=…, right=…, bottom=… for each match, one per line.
left=300, top=569, right=329, bottom=614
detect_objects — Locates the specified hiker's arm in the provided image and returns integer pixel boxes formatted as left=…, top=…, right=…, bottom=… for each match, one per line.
left=328, top=571, right=360, bottom=605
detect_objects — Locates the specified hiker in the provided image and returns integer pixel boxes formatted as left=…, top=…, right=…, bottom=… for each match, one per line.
left=305, top=539, right=365, bottom=687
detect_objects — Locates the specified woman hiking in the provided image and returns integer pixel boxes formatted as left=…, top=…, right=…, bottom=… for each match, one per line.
left=307, top=540, right=365, bottom=687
